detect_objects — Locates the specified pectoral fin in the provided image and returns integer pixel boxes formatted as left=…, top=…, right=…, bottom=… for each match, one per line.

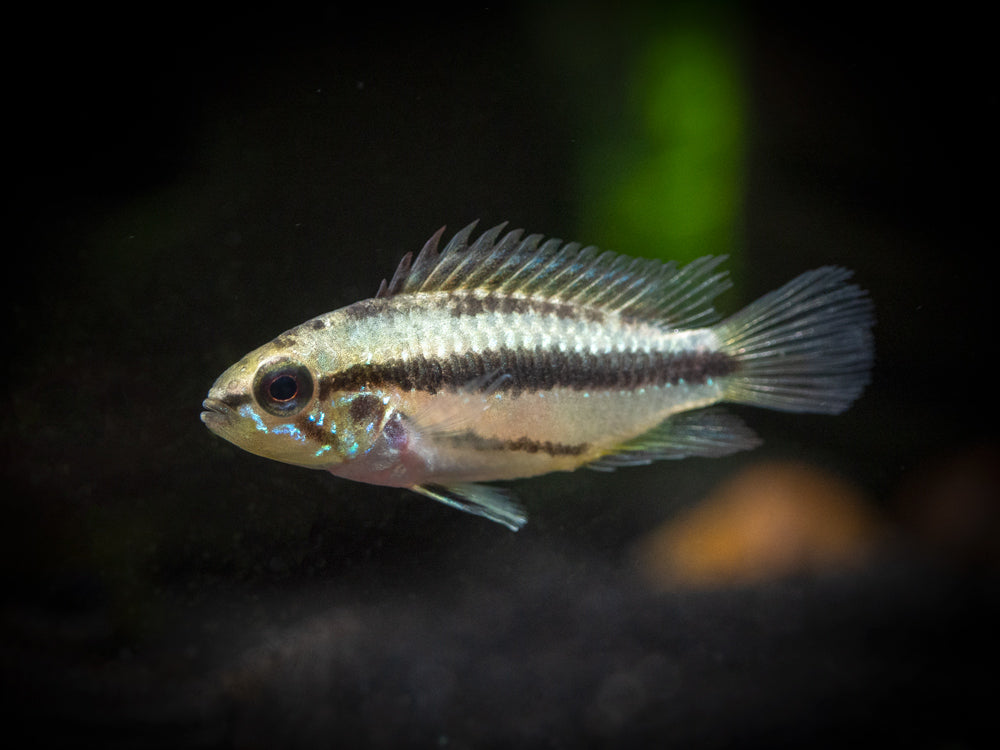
left=412, top=482, right=527, bottom=531
left=406, top=370, right=512, bottom=439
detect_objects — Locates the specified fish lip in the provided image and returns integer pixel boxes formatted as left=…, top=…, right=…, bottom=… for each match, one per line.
left=200, top=397, right=232, bottom=427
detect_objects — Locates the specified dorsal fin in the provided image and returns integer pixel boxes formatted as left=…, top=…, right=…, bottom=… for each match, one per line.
left=375, top=222, right=733, bottom=329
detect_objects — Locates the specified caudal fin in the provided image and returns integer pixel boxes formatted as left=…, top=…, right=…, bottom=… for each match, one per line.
left=716, top=267, right=874, bottom=414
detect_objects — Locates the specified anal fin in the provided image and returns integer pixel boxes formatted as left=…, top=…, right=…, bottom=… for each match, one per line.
left=588, top=408, right=761, bottom=471
left=412, top=482, right=527, bottom=531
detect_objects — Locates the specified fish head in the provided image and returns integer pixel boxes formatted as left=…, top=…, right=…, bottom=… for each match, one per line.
left=201, top=324, right=376, bottom=469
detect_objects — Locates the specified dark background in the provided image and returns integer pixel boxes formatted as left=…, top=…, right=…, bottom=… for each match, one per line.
left=3, top=3, right=996, bottom=748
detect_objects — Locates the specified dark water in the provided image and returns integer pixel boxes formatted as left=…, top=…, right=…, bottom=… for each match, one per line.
left=5, top=5, right=996, bottom=748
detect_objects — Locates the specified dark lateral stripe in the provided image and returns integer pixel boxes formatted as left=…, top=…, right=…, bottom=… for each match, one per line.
left=320, top=346, right=738, bottom=397
left=443, top=430, right=589, bottom=456
left=342, top=293, right=605, bottom=323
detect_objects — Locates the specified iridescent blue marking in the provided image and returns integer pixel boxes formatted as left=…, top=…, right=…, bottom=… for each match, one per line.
left=273, top=423, right=305, bottom=442
left=241, top=405, right=269, bottom=434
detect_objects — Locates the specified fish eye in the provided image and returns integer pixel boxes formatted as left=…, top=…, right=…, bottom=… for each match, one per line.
left=253, top=360, right=314, bottom=416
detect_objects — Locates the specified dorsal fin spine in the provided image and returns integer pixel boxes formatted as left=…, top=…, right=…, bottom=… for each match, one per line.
left=417, top=222, right=492, bottom=293
left=456, top=228, right=522, bottom=290
left=377, top=222, right=733, bottom=331
left=511, top=237, right=563, bottom=297
left=526, top=244, right=592, bottom=298
left=492, top=233, right=546, bottom=293
left=406, top=225, right=450, bottom=289
left=558, top=250, right=617, bottom=305
left=447, top=223, right=506, bottom=287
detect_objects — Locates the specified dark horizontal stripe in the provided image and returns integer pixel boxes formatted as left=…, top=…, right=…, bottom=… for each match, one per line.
left=443, top=430, right=589, bottom=457
left=341, top=292, right=605, bottom=324
left=320, top=345, right=738, bottom=397
left=220, top=392, right=252, bottom=408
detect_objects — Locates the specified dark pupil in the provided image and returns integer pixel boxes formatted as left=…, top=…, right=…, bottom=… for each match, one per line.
left=268, top=374, right=298, bottom=402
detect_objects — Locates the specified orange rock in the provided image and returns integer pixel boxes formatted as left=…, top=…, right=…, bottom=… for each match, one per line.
left=635, top=461, right=881, bottom=589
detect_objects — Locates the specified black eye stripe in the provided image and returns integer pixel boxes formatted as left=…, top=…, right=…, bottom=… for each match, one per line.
left=253, top=361, right=314, bottom=416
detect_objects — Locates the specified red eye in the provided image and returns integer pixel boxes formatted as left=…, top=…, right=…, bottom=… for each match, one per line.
left=254, top=361, right=314, bottom=415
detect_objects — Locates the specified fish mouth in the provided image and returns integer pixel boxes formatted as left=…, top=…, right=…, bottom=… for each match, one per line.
left=200, top=397, right=232, bottom=430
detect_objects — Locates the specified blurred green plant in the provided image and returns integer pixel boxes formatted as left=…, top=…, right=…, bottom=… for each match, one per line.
left=561, top=6, right=746, bottom=273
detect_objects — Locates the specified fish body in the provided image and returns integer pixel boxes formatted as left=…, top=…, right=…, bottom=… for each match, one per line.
left=202, top=223, right=874, bottom=530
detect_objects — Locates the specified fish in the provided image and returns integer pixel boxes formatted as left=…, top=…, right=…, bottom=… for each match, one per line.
left=201, top=222, right=874, bottom=530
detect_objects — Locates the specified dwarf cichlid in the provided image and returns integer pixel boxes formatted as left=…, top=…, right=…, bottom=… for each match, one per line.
left=201, top=222, right=874, bottom=530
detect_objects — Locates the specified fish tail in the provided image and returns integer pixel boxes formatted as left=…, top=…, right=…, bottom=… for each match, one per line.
left=715, top=267, right=874, bottom=414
